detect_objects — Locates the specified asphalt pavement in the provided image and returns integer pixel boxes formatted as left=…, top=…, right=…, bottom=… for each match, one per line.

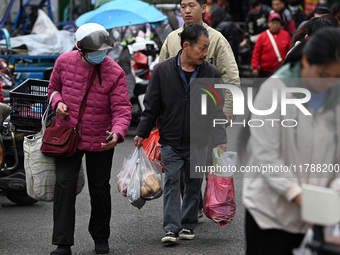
left=0, top=84, right=251, bottom=255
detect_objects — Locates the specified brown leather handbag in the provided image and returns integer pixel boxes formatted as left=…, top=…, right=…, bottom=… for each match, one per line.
left=40, top=67, right=97, bottom=158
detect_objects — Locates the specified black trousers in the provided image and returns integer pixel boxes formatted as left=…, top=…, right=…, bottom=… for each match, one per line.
left=245, top=210, right=304, bottom=255
left=258, top=69, right=273, bottom=78
left=52, top=148, right=114, bottom=246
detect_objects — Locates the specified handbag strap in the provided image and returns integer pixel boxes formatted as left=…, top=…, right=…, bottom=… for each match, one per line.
left=47, top=66, right=98, bottom=129
left=266, top=29, right=282, bottom=63
left=76, top=66, right=98, bottom=126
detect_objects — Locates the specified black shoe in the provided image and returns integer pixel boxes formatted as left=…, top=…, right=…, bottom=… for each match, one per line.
left=50, top=245, right=72, bottom=255
left=161, top=231, right=179, bottom=243
left=95, top=242, right=109, bottom=254
left=179, top=229, right=195, bottom=240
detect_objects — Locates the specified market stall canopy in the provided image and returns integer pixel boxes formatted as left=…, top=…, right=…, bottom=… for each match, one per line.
left=75, top=0, right=168, bottom=29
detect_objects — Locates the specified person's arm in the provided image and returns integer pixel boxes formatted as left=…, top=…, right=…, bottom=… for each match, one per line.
left=108, top=70, right=132, bottom=144
left=247, top=79, right=301, bottom=203
left=251, top=34, right=262, bottom=76
left=159, top=36, right=170, bottom=63
left=48, top=57, right=64, bottom=112
left=214, top=35, right=240, bottom=122
left=285, top=20, right=296, bottom=37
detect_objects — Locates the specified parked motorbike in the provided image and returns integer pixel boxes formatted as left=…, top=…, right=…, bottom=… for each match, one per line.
left=131, top=43, right=158, bottom=125
left=0, top=103, right=37, bottom=205
left=0, top=56, right=39, bottom=205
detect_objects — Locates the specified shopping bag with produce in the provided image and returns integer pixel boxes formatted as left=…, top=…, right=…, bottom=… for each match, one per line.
left=203, top=147, right=237, bottom=226
left=117, top=148, right=139, bottom=197
left=118, top=147, right=163, bottom=209
left=142, top=128, right=164, bottom=171
left=139, top=147, right=163, bottom=200
left=142, top=129, right=161, bottom=163
left=126, top=151, right=146, bottom=209
left=203, top=173, right=236, bottom=226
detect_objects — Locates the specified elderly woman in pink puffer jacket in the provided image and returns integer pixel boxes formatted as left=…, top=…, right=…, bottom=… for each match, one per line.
left=48, top=23, right=131, bottom=255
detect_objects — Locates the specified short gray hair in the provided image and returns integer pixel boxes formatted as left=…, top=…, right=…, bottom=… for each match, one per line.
left=180, top=23, right=209, bottom=48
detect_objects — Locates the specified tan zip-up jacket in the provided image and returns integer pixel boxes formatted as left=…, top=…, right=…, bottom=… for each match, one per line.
left=159, top=22, right=240, bottom=114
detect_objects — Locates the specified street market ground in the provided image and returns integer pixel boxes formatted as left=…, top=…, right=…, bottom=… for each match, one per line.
left=0, top=82, right=251, bottom=255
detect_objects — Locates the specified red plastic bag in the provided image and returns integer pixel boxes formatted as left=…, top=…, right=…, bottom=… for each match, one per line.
left=203, top=172, right=236, bottom=226
left=0, top=83, right=4, bottom=102
left=142, top=129, right=163, bottom=170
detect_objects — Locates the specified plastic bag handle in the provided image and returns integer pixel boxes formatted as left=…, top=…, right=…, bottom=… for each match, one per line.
left=136, top=147, right=141, bottom=172
left=41, top=91, right=59, bottom=133
left=130, top=147, right=141, bottom=177
left=137, top=147, right=141, bottom=160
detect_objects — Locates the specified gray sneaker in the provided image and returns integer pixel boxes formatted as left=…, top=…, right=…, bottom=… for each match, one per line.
left=161, top=231, right=179, bottom=243
left=179, top=229, right=195, bottom=240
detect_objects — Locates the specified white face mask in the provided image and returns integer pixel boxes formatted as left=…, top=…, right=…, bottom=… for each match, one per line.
left=87, top=50, right=107, bottom=65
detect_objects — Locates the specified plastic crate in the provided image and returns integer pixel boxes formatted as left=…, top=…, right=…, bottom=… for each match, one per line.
left=10, top=79, right=54, bottom=127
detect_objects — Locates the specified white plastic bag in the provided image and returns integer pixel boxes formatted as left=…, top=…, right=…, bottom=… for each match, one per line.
left=117, top=148, right=139, bottom=197
left=121, top=147, right=163, bottom=209
left=31, top=9, right=58, bottom=34
left=212, top=147, right=237, bottom=177
left=24, top=130, right=56, bottom=201
left=126, top=148, right=146, bottom=209
left=292, top=228, right=314, bottom=255
left=24, top=93, right=85, bottom=201
left=139, top=147, right=163, bottom=200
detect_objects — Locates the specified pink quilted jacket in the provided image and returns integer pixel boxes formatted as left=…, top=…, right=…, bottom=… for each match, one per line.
left=48, top=50, right=132, bottom=151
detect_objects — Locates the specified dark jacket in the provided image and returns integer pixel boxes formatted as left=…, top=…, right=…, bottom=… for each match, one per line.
left=279, top=8, right=296, bottom=36
left=215, top=20, right=242, bottom=62
left=246, top=4, right=272, bottom=35
left=292, top=9, right=307, bottom=29
left=136, top=54, right=227, bottom=150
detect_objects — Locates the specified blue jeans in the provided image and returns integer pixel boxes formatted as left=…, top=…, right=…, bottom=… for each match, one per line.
left=160, top=145, right=206, bottom=234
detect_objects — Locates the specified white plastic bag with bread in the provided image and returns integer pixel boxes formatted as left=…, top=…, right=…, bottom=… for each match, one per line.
left=139, top=148, right=163, bottom=200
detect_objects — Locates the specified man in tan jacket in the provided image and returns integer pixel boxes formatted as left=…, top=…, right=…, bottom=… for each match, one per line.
left=159, top=0, right=240, bottom=122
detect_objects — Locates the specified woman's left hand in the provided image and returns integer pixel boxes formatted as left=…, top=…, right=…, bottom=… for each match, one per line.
left=101, top=131, right=119, bottom=150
